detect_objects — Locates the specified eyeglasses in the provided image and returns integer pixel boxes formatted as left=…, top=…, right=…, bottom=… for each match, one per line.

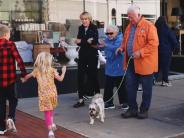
left=105, top=32, right=114, bottom=35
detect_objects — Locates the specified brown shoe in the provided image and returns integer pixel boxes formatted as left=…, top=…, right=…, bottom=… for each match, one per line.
left=137, top=111, right=148, bottom=119
left=121, top=109, right=138, bottom=118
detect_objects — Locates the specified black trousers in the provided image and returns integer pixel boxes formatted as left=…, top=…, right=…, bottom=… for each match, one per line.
left=103, top=75, right=128, bottom=105
left=84, top=76, right=95, bottom=96
left=78, top=51, right=100, bottom=99
left=0, top=83, right=17, bottom=131
left=158, top=52, right=172, bottom=82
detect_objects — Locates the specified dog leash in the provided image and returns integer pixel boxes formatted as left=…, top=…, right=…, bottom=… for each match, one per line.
left=104, top=56, right=133, bottom=104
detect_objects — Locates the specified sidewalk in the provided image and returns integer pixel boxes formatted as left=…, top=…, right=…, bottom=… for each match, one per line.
left=17, top=79, right=184, bottom=138
left=1, top=110, right=85, bottom=138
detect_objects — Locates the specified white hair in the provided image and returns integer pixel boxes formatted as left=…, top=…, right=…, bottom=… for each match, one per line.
left=127, top=5, right=140, bottom=14
left=106, top=25, right=119, bottom=32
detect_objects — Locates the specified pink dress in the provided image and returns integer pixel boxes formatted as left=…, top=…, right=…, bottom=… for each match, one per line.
left=32, top=68, right=58, bottom=111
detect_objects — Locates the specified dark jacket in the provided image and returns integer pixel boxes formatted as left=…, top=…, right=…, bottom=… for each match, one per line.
left=77, top=23, right=98, bottom=54
left=155, top=17, right=179, bottom=54
left=157, top=26, right=179, bottom=54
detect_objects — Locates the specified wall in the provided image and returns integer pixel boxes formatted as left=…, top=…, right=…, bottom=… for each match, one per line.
left=108, top=0, right=160, bottom=26
left=48, top=0, right=107, bottom=24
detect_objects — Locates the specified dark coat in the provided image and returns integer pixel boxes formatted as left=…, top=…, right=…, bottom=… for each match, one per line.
left=77, top=23, right=98, bottom=55
left=157, top=25, right=179, bottom=54
left=155, top=16, right=179, bottom=54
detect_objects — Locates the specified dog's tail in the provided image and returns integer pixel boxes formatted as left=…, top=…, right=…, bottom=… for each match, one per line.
left=94, top=93, right=103, bottom=99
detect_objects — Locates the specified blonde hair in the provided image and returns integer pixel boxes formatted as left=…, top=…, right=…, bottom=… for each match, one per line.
left=34, top=52, right=53, bottom=76
left=0, top=24, right=10, bottom=38
left=80, top=11, right=92, bottom=21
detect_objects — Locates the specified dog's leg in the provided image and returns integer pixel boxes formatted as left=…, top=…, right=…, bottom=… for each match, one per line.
left=99, top=104, right=105, bottom=123
left=6, top=119, right=12, bottom=130
left=11, top=120, right=17, bottom=133
left=89, top=117, right=94, bottom=125
left=100, top=113, right=104, bottom=123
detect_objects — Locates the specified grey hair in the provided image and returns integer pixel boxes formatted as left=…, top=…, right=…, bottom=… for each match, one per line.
left=127, top=5, right=140, bottom=14
left=0, top=24, right=10, bottom=38
left=106, top=25, right=119, bottom=32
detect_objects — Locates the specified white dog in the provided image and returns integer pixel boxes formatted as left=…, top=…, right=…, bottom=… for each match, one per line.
left=6, top=118, right=17, bottom=133
left=89, top=94, right=105, bottom=125
left=97, top=50, right=106, bottom=69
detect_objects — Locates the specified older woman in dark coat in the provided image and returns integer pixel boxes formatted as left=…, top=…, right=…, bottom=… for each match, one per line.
left=155, top=16, right=179, bottom=86
left=73, top=12, right=100, bottom=108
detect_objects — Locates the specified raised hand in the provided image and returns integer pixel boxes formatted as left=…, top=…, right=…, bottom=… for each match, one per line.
left=87, top=38, right=93, bottom=44
left=62, top=66, right=66, bottom=74
left=115, top=47, right=123, bottom=55
left=75, top=39, right=81, bottom=44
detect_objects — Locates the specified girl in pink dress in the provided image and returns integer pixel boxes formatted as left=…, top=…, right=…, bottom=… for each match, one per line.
left=23, top=52, right=66, bottom=138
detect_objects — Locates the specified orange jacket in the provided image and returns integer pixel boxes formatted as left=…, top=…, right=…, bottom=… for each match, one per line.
left=121, top=17, right=159, bottom=75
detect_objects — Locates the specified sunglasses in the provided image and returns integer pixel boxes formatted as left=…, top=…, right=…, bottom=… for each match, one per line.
left=105, top=32, right=114, bottom=35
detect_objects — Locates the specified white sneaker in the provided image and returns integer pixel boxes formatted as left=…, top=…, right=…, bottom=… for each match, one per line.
left=48, top=130, right=55, bottom=138
left=0, top=130, right=5, bottom=135
left=162, top=81, right=172, bottom=87
left=6, top=118, right=17, bottom=133
left=83, top=96, right=90, bottom=101
left=52, top=124, right=57, bottom=131
left=154, top=80, right=162, bottom=86
left=121, top=104, right=129, bottom=110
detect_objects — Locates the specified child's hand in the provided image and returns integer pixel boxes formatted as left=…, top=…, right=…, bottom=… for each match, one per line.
left=87, top=38, right=93, bottom=44
left=98, top=39, right=105, bottom=46
left=55, top=66, right=66, bottom=82
left=20, top=78, right=26, bottom=83
left=62, top=66, right=66, bottom=74
left=75, top=39, right=81, bottom=44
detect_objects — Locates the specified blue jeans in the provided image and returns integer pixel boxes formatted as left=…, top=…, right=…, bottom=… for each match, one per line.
left=126, top=59, right=153, bottom=112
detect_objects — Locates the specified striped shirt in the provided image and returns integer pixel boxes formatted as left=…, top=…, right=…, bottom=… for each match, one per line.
left=127, top=25, right=137, bottom=57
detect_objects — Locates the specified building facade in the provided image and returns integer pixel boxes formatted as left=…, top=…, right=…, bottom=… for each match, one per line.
left=48, top=0, right=160, bottom=26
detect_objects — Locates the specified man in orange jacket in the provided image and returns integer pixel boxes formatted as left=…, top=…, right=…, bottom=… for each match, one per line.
left=116, top=5, right=158, bottom=119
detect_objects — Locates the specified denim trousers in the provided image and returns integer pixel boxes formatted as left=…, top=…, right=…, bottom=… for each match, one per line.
left=126, top=59, right=153, bottom=112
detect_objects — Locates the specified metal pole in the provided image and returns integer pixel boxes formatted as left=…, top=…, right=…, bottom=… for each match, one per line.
left=83, top=0, right=85, bottom=12
left=106, top=0, right=109, bottom=24
left=131, top=0, right=133, bottom=5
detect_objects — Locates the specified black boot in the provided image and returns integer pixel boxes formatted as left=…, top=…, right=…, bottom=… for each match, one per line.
left=73, top=99, right=85, bottom=108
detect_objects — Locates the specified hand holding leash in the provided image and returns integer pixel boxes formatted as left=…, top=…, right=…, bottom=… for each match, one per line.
left=132, top=50, right=141, bottom=58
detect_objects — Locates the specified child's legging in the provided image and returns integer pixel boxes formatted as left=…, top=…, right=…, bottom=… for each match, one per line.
left=44, top=110, right=53, bottom=128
